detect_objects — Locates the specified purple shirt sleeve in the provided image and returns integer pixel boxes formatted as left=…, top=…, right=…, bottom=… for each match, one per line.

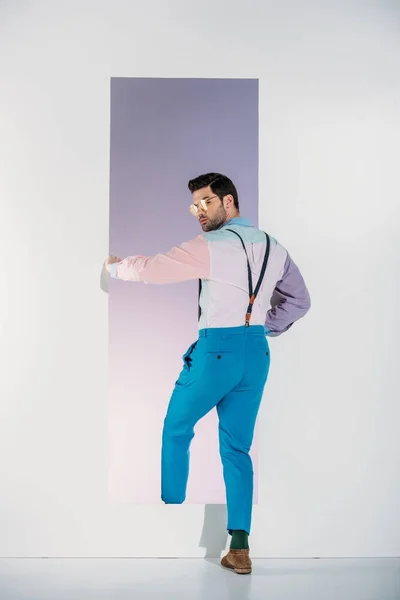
left=264, top=253, right=311, bottom=337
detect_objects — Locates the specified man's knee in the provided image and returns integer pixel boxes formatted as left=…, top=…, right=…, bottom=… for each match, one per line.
left=219, top=435, right=252, bottom=461
left=162, top=496, right=186, bottom=505
left=163, top=415, right=194, bottom=443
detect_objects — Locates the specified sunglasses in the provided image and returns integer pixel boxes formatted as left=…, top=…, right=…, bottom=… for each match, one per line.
left=189, top=195, right=218, bottom=217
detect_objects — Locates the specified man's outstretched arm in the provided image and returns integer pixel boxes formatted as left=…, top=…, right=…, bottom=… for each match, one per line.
left=104, top=235, right=210, bottom=284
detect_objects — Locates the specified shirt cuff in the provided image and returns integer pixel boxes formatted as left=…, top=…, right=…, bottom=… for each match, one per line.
left=108, top=262, right=120, bottom=279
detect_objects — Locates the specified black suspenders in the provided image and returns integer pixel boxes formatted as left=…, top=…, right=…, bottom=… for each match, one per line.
left=198, top=229, right=270, bottom=327
left=198, top=279, right=202, bottom=320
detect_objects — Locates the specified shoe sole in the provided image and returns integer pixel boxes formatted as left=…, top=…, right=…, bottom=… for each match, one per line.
left=221, top=563, right=252, bottom=575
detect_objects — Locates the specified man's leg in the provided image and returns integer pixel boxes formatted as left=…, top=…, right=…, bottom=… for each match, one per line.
left=161, top=337, right=241, bottom=504
left=218, top=334, right=270, bottom=573
left=217, top=383, right=267, bottom=534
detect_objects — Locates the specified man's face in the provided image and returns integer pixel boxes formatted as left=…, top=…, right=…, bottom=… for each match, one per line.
left=192, top=186, right=228, bottom=232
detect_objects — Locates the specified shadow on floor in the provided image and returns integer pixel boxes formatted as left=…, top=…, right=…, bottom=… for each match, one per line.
left=199, top=504, right=229, bottom=559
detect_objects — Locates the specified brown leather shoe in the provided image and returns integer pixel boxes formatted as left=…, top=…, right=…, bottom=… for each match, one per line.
left=221, top=548, right=252, bottom=574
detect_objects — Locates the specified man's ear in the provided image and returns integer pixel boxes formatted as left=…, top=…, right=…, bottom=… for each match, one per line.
left=224, top=194, right=234, bottom=208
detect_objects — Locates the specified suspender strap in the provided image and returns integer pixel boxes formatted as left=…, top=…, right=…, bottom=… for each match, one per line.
left=198, top=279, right=202, bottom=320
left=198, top=229, right=270, bottom=326
left=226, top=229, right=270, bottom=327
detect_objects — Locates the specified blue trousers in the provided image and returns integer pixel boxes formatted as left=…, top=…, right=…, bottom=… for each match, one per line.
left=161, top=325, right=270, bottom=534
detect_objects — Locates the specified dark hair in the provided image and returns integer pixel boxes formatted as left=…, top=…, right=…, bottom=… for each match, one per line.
left=188, top=173, right=239, bottom=210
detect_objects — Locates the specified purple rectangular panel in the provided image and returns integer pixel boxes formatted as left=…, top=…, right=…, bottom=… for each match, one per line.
left=109, top=78, right=259, bottom=503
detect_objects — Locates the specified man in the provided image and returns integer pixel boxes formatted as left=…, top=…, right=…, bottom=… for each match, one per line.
left=105, top=173, right=311, bottom=574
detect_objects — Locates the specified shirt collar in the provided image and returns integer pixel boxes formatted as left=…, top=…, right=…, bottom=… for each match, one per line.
left=219, top=217, right=253, bottom=229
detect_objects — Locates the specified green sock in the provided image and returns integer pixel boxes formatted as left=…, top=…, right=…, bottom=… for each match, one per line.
left=230, top=530, right=249, bottom=550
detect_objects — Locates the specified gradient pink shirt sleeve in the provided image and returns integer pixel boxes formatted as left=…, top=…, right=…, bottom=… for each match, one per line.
left=110, top=234, right=210, bottom=284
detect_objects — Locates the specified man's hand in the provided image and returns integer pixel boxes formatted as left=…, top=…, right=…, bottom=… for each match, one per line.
left=105, top=255, right=122, bottom=273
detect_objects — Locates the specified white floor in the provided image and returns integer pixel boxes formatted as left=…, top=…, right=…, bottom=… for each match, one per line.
left=0, top=558, right=399, bottom=600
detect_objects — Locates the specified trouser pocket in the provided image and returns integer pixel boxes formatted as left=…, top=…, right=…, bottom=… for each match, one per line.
left=182, top=341, right=198, bottom=370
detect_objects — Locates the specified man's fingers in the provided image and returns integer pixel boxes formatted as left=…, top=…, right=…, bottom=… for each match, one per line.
left=107, top=255, right=122, bottom=264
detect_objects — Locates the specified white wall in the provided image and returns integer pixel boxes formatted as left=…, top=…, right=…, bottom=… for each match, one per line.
left=1, top=0, right=399, bottom=558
